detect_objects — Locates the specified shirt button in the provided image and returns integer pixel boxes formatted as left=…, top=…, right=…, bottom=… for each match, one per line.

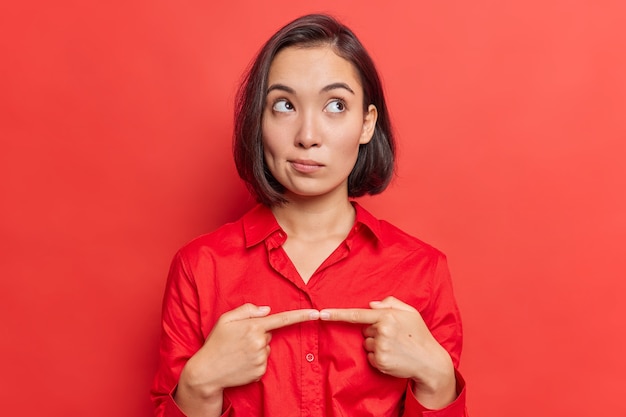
left=305, top=353, right=315, bottom=362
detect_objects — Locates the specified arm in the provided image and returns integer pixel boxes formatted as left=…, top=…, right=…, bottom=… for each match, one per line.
left=151, top=251, right=208, bottom=417
left=151, top=252, right=319, bottom=417
left=401, top=254, right=467, bottom=416
left=173, top=304, right=319, bottom=416
left=320, top=255, right=467, bottom=416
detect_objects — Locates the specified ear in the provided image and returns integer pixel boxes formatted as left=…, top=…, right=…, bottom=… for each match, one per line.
left=359, top=104, right=378, bottom=144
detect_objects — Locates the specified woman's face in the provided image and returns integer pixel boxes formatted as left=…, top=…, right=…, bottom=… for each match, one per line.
left=262, top=45, right=377, bottom=202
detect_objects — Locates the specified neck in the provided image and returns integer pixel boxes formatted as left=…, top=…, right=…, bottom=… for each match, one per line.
left=271, top=195, right=356, bottom=241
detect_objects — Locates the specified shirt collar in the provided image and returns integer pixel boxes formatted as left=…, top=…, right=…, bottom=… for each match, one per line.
left=352, top=201, right=385, bottom=245
left=242, top=204, right=283, bottom=248
left=242, top=201, right=385, bottom=248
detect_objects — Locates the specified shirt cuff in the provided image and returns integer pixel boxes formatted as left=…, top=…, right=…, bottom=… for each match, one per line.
left=402, top=369, right=467, bottom=417
left=162, top=385, right=233, bottom=417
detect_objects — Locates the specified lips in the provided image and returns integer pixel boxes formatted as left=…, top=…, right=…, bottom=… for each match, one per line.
left=289, top=159, right=323, bottom=174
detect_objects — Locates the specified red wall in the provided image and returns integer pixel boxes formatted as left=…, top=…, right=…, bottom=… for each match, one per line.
left=2, top=1, right=625, bottom=416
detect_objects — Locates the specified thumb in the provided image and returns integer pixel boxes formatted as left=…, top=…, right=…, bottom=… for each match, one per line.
left=370, top=296, right=416, bottom=312
left=221, top=303, right=271, bottom=323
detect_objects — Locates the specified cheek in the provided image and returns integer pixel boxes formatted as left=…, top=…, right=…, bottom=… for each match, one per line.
left=261, top=131, right=284, bottom=172
left=261, top=140, right=276, bottom=169
left=262, top=134, right=280, bottom=159
left=262, top=118, right=289, bottom=152
left=261, top=125, right=274, bottom=157
left=334, top=123, right=366, bottom=152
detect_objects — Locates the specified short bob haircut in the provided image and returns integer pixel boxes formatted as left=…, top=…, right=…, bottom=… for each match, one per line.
left=234, top=14, right=395, bottom=206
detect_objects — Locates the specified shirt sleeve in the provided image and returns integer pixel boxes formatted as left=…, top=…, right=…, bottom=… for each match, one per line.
left=150, top=251, right=230, bottom=417
left=425, top=253, right=464, bottom=366
left=156, top=387, right=234, bottom=417
left=402, top=370, right=468, bottom=417
left=402, top=252, right=467, bottom=417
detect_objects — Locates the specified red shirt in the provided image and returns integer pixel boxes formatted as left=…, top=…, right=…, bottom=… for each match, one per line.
left=151, top=203, right=467, bottom=417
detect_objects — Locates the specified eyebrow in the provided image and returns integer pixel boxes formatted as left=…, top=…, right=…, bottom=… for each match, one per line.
left=321, top=82, right=355, bottom=95
left=266, top=83, right=295, bottom=95
left=266, top=82, right=355, bottom=95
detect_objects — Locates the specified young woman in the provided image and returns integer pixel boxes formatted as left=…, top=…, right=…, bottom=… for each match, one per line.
left=152, top=14, right=467, bottom=417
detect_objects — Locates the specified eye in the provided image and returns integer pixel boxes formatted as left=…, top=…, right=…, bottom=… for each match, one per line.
left=272, top=99, right=295, bottom=113
left=325, top=99, right=346, bottom=113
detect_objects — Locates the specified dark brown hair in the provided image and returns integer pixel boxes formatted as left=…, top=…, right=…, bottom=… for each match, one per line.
left=233, top=14, right=395, bottom=206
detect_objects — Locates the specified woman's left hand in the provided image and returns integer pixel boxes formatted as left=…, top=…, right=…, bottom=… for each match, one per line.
left=320, top=296, right=457, bottom=409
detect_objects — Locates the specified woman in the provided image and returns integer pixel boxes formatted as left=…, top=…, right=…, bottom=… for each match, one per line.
left=152, top=14, right=467, bottom=417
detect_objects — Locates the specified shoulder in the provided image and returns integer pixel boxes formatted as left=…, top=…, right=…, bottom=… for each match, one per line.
left=175, top=203, right=276, bottom=261
left=355, top=202, right=445, bottom=260
left=178, top=220, right=244, bottom=258
left=378, top=219, right=445, bottom=259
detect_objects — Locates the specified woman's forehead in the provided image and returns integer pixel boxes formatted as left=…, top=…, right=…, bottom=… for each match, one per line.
left=267, top=45, right=362, bottom=92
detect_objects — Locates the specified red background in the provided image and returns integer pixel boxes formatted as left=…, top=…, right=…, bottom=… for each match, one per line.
left=2, top=1, right=625, bottom=416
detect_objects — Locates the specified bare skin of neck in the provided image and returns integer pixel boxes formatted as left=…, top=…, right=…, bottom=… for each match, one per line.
left=271, top=194, right=356, bottom=284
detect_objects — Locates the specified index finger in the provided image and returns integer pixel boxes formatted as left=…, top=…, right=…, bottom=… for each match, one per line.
left=257, top=309, right=320, bottom=331
left=319, top=308, right=381, bottom=324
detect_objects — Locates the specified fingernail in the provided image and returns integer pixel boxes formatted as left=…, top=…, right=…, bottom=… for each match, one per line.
left=309, top=310, right=320, bottom=320
left=258, top=306, right=270, bottom=314
left=320, top=311, right=330, bottom=320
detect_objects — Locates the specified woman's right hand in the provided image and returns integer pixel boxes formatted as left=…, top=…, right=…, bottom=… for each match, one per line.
left=174, top=304, right=320, bottom=417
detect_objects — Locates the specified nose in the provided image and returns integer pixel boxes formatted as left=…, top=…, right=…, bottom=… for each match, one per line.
left=295, top=110, right=321, bottom=148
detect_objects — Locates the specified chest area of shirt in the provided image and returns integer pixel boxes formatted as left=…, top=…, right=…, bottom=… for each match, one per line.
left=215, top=247, right=432, bottom=313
